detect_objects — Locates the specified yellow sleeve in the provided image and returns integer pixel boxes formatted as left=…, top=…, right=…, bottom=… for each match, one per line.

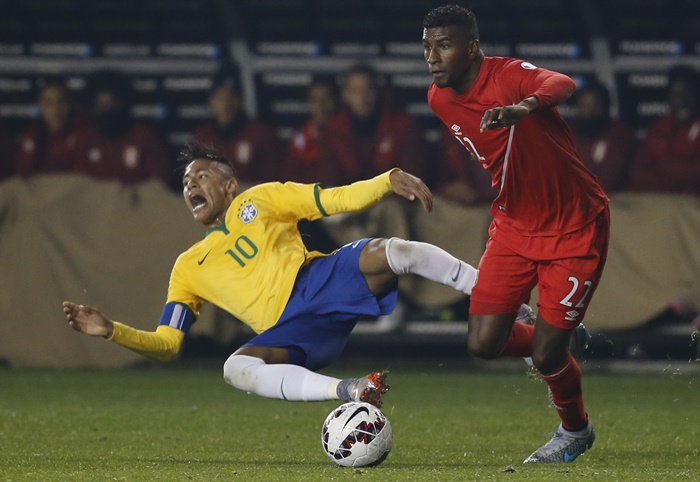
left=314, top=169, right=398, bottom=217
left=166, top=258, right=204, bottom=317
left=107, top=323, right=185, bottom=362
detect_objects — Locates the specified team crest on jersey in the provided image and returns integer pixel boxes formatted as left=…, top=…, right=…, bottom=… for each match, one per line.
left=239, top=201, right=258, bottom=224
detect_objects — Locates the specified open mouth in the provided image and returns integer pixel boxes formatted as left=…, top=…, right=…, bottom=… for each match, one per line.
left=190, top=194, right=208, bottom=212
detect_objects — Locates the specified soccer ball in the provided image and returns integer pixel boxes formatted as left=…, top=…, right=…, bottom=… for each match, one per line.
left=321, top=401, right=393, bottom=467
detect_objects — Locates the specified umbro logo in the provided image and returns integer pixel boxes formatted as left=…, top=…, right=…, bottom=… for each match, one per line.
left=565, top=310, right=580, bottom=321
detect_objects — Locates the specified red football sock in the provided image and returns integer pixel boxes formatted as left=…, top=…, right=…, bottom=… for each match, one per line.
left=541, top=353, right=587, bottom=431
left=498, top=321, right=534, bottom=357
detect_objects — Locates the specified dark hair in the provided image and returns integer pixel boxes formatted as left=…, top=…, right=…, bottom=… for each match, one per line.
left=88, top=69, right=132, bottom=103
left=36, top=75, right=68, bottom=93
left=309, top=75, right=339, bottom=96
left=578, top=80, right=611, bottom=112
left=422, top=4, right=479, bottom=40
left=212, top=62, right=242, bottom=94
left=178, top=140, right=237, bottom=179
left=341, top=64, right=381, bottom=88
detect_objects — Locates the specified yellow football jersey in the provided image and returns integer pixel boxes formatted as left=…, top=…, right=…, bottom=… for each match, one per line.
left=166, top=170, right=396, bottom=334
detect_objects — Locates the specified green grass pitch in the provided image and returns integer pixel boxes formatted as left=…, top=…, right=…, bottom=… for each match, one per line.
left=1, top=365, right=698, bottom=481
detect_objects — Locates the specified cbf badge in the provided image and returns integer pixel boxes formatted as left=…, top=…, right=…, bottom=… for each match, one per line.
left=239, top=201, right=258, bottom=224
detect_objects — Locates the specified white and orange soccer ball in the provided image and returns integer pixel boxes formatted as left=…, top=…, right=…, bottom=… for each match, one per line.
left=321, top=402, right=393, bottom=467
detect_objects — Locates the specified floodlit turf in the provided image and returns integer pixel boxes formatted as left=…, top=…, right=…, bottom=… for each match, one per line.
left=1, top=365, right=699, bottom=481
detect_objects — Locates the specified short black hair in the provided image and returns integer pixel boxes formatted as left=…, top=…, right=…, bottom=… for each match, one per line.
left=422, top=4, right=479, bottom=40
left=212, top=62, right=242, bottom=94
left=88, top=69, right=132, bottom=103
left=341, top=64, right=381, bottom=89
left=178, top=140, right=237, bottom=179
left=578, top=80, right=612, bottom=112
left=309, top=75, right=339, bottom=96
left=36, top=75, right=68, bottom=93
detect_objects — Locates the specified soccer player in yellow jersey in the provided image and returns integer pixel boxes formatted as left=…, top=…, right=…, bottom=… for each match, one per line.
left=63, top=141, right=480, bottom=407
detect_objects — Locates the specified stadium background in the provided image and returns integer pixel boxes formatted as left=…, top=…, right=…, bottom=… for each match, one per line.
left=0, top=0, right=699, bottom=368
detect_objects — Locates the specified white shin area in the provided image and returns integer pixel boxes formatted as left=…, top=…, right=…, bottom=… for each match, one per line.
left=222, top=354, right=340, bottom=401
left=385, top=237, right=478, bottom=295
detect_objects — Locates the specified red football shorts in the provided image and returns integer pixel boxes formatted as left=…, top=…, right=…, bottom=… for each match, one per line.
left=470, top=207, right=610, bottom=329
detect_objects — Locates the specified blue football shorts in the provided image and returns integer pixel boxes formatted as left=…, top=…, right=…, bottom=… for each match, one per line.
left=242, top=238, right=397, bottom=370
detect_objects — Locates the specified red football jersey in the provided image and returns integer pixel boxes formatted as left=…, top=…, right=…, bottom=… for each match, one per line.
left=322, top=108, right=427, bottom=186
left=571, top=120, right=637, bottom=194
left=191, top=120, right=283, bottom=184
left=626, top=114, right=700, bottom=196
left=17, top=115, right=87, bottom=176
left=73, top=123, right=170, bottom=184
left=285, top=119, right=337, bottom=185
left=428, top=56, right=608, bottom=238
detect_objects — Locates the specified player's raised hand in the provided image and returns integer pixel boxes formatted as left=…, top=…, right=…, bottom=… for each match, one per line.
left=389, top=170, right=433, bottom=213
left=62, top=301, right=113, bottom=338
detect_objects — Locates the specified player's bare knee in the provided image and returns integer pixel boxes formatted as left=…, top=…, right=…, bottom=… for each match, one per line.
left=361, top=238, right=394, bottom=276
left=466, top=335, right=501, bottom=359
left=531, top=351, right=567, bottom=374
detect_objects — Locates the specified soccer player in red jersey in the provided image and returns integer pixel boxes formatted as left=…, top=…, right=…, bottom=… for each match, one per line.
left=285, top=78, right=339, bottom=185
left=17, top=80, right=87, bottom=177
left=422, top=5, right=610, bottom=463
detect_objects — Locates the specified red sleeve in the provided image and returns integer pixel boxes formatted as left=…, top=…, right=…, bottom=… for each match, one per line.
left=502, top=60, right=576, bottom=108
left=524, top=69, right=576, bottom=108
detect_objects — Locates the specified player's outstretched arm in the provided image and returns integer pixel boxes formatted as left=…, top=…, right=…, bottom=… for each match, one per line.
left=388, top=170, right=433, bottom=213
left=63, top=301, right=113, bottom=338
left=62, top=301, right=186, bottom=361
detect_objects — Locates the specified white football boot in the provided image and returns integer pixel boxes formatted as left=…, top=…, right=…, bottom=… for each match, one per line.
left=523, top=419, right=595, bottom=463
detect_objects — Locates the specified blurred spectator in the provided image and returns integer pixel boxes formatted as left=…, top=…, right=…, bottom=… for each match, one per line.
left=284, top=77, right=342, bottom=253
left=626, top=65, right=700, bottom=196
left=190, top=65, right=282, bottom=186
left=0, top=122, right=17, bottom=181
left=319, top=65, right=420, bottom=268
left=322, top=65, right=427, bottom=185
left=73, top=70, right=171, bottom=185
left=435, top=128, right=496, bottom=205
left=285, top=78, right=339, bottom=184
left=16, top=78, right=87, bottom=177
left=569, top=80, right=637, bottom=193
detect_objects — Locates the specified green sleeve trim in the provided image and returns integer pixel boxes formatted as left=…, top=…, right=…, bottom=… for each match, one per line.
left=314, top=183, right=329, bottom=217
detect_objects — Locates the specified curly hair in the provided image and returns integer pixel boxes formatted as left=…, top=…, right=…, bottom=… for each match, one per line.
left=422, top=4, right=479, bottom=41
left=178, top=140, right=236, bottom=179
